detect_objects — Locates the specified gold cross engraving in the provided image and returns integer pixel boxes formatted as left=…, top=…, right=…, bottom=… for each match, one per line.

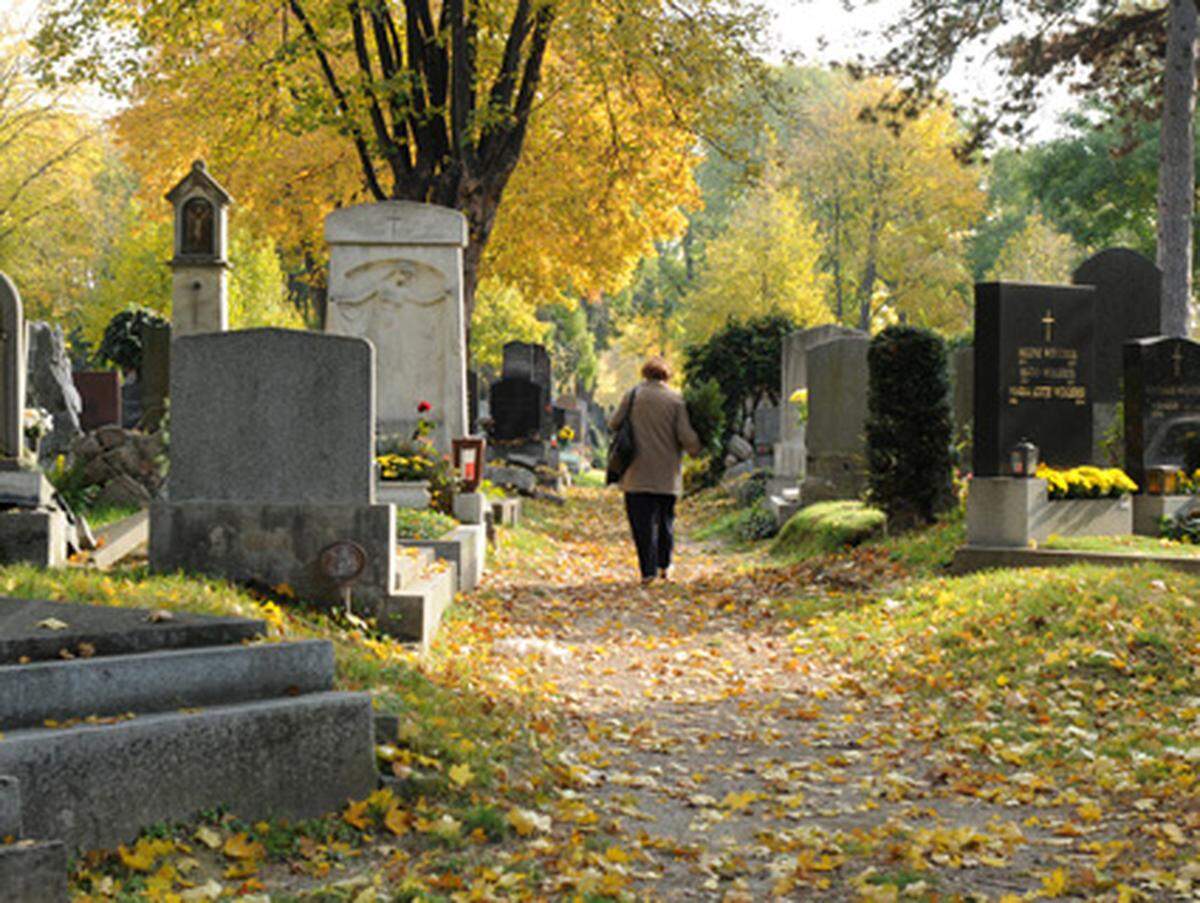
left=1174, top=344, right=1184, bottom=379
left=1041, top=309, right=1055, bottom=343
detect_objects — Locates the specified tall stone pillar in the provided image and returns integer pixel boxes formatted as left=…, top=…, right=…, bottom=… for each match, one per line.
left=166, top=161, right=231, bottom=337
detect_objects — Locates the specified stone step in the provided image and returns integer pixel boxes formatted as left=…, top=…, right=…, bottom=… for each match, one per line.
left=394, top=545, right=436, bottom=591
left=768, top=492, right=803, bottom=527
left=378, top=563, right=457, bottom=652
left=398, top=524, right=487, bottom=592
left=0, top=639, right=334, bottom=731
left=0, top=692, right=376, bottom=851
left=0, top=597, right=263, bottom=664
left=90, top=509, right=149, bottom=570
left=0, top=840, right=68, bottom=902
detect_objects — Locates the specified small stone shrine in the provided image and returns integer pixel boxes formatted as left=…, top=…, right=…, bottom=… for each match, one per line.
left=325, top=201, right=469, bottom=452
left=166, top=160, right=231, bottom=337
left=972, top=282, right=1096, bottom=476
left=0, top=274, right=67, bottom=568
left=150, top=328, right=452, bottom=642
left=802, top=332, right=870, bottom=502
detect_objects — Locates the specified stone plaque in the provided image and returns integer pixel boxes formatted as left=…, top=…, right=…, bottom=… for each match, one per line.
left=325, top=202, right=468, bottom=452
left=973, top=283, right=1095, bottom=476
left=1072, top=248, right=1162, bottom=404
left=1124, top=337, right=1200, bottom=489
left=169, top=328, right=374, bottom=505
left=0, top=274, right=24, bottom=461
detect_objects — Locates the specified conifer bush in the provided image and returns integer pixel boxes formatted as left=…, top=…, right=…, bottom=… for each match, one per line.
left=866, top=326, right=953, bottom=529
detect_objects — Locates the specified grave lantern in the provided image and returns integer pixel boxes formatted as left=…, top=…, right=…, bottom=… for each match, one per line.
left=1009, top=439, right=1039, bottom=478
left=453, top=437, right=486, bottom=491
left=1145, top=466, right=1176, bottom=497
left=165, top=160, right=232, bottom=337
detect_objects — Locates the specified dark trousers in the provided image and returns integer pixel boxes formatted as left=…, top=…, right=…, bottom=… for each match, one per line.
left=624, top=492, right=677, bottom=579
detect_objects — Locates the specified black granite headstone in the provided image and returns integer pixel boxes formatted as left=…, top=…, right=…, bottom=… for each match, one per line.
left=490, top=377, right=550, bottom=441
left=1072, top=248, right=1162, bottom=403
left=502, top=342, right=551, bottom=389
left=973, top=283, right=1096, bottom=476
left=1123, top=337, right=1200, bottom=488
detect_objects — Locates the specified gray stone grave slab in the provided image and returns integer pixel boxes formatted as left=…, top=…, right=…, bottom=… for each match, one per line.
left=0, top=597, right=264, bottom=664
left=803, top=334, right=870, bottom=502
left=25, top=322, right=82, bottom=463
left=0, top=273, right=25, bottom=462
left=776, top=324, right=863, bottom=479
left=169, top=328, right=375, bottom=505
left=139, top=321, right=170, bottom=431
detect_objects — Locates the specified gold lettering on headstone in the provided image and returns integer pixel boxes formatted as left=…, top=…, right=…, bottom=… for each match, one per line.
left=1041, top=309, right=1055, bottom=343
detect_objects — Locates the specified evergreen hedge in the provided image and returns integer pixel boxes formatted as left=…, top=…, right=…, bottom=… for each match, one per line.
left=866, top=326, right=953, bottom=529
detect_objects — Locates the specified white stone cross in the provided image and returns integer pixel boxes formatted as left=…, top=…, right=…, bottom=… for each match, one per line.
left=0, top=273, right=25, bottom=461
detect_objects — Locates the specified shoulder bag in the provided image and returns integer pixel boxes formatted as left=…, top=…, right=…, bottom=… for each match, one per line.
left=605, top=386, right=639, bottom=485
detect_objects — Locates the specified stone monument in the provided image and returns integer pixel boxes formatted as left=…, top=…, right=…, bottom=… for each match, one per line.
left=325, top=201, right=469, bottom=452
left=0, top=274, right=67, bottom=567
left=165, top=160, right=231, bottom=337
left=25, top=322, right=83, bottom=464
left=1072, top=248, right=1162, bottom=460
left=972, top=282, right=1096, bottom=476
left=802, top=333, right=871, bottom=502
left=150, top=328, right=450, bottom=642
left=775, top=324, right=862, bottom=481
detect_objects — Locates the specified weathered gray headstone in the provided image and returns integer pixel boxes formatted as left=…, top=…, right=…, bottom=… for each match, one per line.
left=25, top=322, right=82, bottom=463
left=0, top=274, right=25, bottom=463
left=776, top=324, right=862, bottom=479
left=803, top=334, right=870, bottom=502
left=140, top=321, right=171, bottom=432
left=169, top=329, right=374, bottom=505
left=325, top=201, right=469, bottom=452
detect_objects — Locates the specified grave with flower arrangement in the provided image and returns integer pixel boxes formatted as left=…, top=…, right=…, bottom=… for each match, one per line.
left=0, top=273, right=69, bottom=568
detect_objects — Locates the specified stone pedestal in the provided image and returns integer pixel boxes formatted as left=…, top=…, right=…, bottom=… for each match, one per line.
left=453, top=492, right=489, bottom=525
left=967, top=477, right=1135, bottom=547
left=0, top=510, right=68, bottom=568
left=170, top=266, right=229, bottom=337
left=1133, top=494, right=1200, bottom=536
left=966, top=477, right=1046, bottom=547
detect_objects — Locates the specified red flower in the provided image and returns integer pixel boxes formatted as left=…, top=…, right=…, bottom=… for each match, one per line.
left=417, top=401, right=432, bottom=414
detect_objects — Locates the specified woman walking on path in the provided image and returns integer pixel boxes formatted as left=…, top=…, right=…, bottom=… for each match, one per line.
left=608, top=356, right=702, bottom=584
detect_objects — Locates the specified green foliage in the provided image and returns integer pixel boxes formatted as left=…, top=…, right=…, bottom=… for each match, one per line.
left=377, top=436, right=455, bottom=515
left=98, top=307, right=168, bottom=373
left=682, top=379, right=726, bottom=455
left=45, top=453, right=99, bottom=512
left=771, top=501, right=886, bottom=558
left=866, top=326, right=953, bottom=529
left=395, top=508, right=458, bottom=540
left=736, top=502, right=779, bottom=542
left=544, top=301, right=598, bottom=394
left=683, top=314, right=795, bottom=440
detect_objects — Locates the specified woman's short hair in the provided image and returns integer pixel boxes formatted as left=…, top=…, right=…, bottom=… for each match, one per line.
left=642, top=356, right=671, bottom=382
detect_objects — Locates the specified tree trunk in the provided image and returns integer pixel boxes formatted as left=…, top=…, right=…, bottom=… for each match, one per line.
left=858, top=211, right=881, bottom=332
left=1158, top=0, right=1197, bottom=336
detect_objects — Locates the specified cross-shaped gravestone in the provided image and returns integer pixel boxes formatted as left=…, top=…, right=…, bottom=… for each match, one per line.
left=1041, top=309, right=1055, bottom=343
left=0, top=273, right=24, bottom=462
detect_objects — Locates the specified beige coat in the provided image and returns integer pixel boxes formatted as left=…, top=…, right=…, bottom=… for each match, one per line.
left=608, top=379, right=701, bottom=496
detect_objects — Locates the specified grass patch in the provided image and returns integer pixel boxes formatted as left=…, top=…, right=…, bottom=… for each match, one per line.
left=395, top=507, right=457, bottom=539
left=82, top=503, right=143, bottom=530
left=573, top=469, right=607, bottom=489
left=771, top=501, right=885, bottom=559
left=798, top=563, right=1200, bottom=786
left=867, top=506, right=964, bottom=574
left=1041, top=532, right=1200, bottom=557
